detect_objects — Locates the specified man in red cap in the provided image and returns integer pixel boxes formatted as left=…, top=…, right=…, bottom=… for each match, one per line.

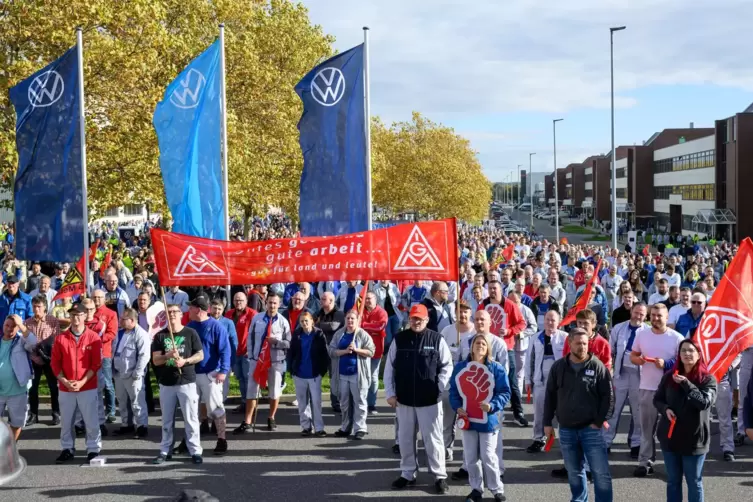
left=384, top=304, right=453, bottom=494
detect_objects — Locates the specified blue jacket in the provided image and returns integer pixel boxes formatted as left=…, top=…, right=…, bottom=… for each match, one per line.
left=217, top=316, right=238, bottom=367
left=449, top=359, right=511, bottom=433
left=676, top=310, right=703, bottom=338
left=0, top=290, right=33, bottom=326
left=187, top=317, right=231, bottom=375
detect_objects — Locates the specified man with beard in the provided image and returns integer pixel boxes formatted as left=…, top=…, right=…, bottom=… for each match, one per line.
left=629, top=304, right=683, bottom=477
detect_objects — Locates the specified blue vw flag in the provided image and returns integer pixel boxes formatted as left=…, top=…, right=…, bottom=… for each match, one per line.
left=296, top=44, right=368, bottom=236
left=10, top=47, right=84, bottom=263
left=153, top=40, right=224, bottom=239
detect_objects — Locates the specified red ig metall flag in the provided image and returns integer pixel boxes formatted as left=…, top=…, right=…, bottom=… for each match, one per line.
left=693, top=237, right=753, bottom=381
left=559, top=259, right=602, bottom=327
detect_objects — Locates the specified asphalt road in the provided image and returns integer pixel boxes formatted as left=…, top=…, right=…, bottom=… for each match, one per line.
left=507, top=210, right=606, bottom=245
left=4, top=398, right=752, bottom=501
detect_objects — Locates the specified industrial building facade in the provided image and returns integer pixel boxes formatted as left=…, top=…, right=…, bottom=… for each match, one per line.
left=543, top=107, right=753, bottom=240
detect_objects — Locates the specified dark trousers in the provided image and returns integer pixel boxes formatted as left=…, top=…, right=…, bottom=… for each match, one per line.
left=29, top=361, right=59, bottom=415
left=507, top=351, right=523, bottom=418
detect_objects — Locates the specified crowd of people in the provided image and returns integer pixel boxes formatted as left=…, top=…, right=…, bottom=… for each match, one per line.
left=1, top=219, right=753, bottom=502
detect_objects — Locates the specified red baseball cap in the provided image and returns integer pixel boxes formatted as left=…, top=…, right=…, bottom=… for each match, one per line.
left=409, top=304, right=429, bottom=319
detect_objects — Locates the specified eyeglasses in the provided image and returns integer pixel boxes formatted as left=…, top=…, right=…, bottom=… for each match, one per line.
left=680, top=348, right=698, bottom=354
left=691, top=301, right=704, bottom=305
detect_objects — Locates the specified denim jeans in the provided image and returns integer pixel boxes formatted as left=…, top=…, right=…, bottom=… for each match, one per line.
left=367, top=357, right=381, bottom=410
left=233, top=357, right=250, bottom=403
left=663, top=450, right=705, bottom=502
left=385, top=315, right=401, bottom=347
left=560, top=426, right=613, bottom=502
left=507, top=351, right=523, bottom=418
left=100, top=357, right=116, bottom=418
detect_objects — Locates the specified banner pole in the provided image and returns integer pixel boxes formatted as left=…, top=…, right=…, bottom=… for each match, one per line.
left=76, top=27, right=90, bottom=298
left=363, top=26, right=372, bottom=232
left=160, top=286, right=180, bottom=375
left=219, top=23, right=231, bottom=307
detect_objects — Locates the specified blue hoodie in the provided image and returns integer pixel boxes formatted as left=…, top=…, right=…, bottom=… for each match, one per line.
left=449, top=359, right=511, bottom=433
left=187, top=317, right=231, bottom=375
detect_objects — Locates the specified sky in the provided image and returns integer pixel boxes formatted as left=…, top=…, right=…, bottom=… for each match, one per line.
left=300, top=0, right=753, bottom=182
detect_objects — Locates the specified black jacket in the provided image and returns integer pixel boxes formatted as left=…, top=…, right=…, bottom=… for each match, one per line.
left=654, top=372, right=717, bottom=455
left=543, top=354, right=614, bottom=429
left=530, top=298, right=561, bottom=320
left=420, top=297, right=453, bottom=333
left=315, top=307, right=345, bottom=342
left=287, top=327, right=330, bottom=379
left=611, top=305, right=631, bottom=327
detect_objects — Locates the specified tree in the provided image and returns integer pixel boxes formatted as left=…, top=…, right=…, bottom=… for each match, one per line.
left=372, top=112, right=491, bottom=223
left=1, top=0, right=333, bottom=226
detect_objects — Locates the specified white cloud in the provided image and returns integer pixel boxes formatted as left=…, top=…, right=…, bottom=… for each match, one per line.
left=303, top=0, right=753, bottom=117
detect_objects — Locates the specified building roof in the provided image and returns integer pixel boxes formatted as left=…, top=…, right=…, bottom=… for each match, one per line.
left=744, top=101, right=753, bottom=113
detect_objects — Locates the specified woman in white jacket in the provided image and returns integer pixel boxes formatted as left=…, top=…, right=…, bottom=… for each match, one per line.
left=328, top=310, right=375, bottom=440
left=523, top=310, right=567, bottom=453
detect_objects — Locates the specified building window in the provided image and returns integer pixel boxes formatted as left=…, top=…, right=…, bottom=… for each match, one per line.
left=616, top=168, right=626, bottom=178
left=104, top=207, right=119, bottom=217
left=584, top=174, right=593, bottom=182
left=565, top=188, right=572, bottom=199
left=671, top=184, right=714, bottom=201
left=123, top=204, right=144, bottom=216
left=584, top=190, right=593, bottom=198
left=654, top=186, right=671, bottom=199
left=653, top=149, right=714, bottom=173
left=615, top=188, right=627, bottom=198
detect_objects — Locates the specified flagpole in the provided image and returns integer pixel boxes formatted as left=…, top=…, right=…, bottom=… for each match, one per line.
left=363, top=26, right=372, bottom=231
left=219, top=23, right=231, bottom=306
left=76, top=28, right=90, bottom=297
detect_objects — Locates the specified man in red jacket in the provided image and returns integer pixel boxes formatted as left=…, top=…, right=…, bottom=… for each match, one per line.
left=92, top=289, right=118, bottom=423
left=361, top=292, right=387, bottom=415
left=225, top=292, right=257, bottom=413
left=51, top=302, right=103, bottom=464
left=478, top=280, right=528, bottom=426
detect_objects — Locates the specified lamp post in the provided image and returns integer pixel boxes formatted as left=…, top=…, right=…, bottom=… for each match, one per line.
left=553, top=118, right=563, bottom=243
left=529, top=153, right=536, bottom=231
left=517, top=164, right=522, bottom=206
left=610, top=25, right=626, bottom=249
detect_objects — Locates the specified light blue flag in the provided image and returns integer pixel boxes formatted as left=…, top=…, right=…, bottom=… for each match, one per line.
left=153, top=40, right=224, bottom=239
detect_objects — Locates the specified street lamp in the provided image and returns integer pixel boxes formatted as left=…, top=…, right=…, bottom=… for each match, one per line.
left=553, top=118, right=564, bottom=243
left=610, top=25, right=626, bottom=249
left=529, top=153, right=536, bottom=231
left=517, top=164, right=522, bottom=206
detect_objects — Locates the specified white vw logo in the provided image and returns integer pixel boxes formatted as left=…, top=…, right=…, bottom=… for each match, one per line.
left=311, top=67, right=346, bottom=106
left=28, top=71, right=65, bottom=108
left=170, top=68, right=206, bottom=109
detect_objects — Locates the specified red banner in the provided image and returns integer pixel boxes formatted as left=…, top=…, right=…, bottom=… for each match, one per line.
left=560, top=259, right=602, bottom=327
left=694, top=237, right=753, bottom=381
left=151, top=218, right=459, bottom=286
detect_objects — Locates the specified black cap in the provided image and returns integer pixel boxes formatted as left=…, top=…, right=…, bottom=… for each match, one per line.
left=189, top=295, right=209, bottom=311
left=70, top=302, right=87, bottom=314
left=5, top=274, right=19, bottom=284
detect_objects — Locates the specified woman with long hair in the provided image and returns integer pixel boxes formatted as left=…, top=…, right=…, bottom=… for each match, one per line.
left=628, top=269, right=646, bottom=303
left=449, top=333, right=511, bottom=502
left=653, top=339, right=717, bottom=502
left=328, top=310, right=376, bottom=440
left=612, top=281, right=634, bottom=310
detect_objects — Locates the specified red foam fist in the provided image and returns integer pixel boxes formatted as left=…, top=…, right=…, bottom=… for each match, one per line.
left=457, top=362, right=494, bottom=422
left=485, top=304, right=506, bottom=336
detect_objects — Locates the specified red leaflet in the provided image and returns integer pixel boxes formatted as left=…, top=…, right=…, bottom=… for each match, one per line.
left=544, top=432, right=556, bottom=452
